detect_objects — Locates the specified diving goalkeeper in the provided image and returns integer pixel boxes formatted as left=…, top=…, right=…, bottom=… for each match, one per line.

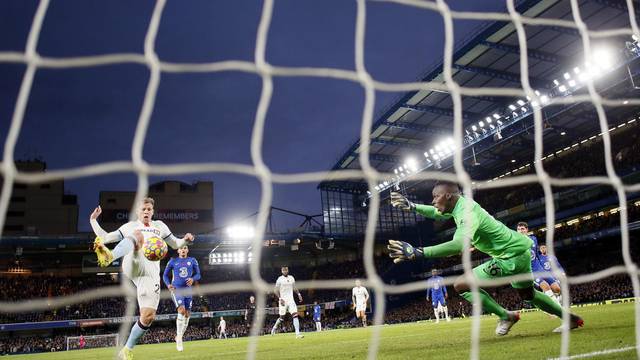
left=387, top=181, right=583, bottom=335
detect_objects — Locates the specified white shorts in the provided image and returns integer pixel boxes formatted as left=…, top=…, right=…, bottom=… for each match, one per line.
left=355, top=303, right=366, bottom=313
left=132, top=275, right=160, bottom=310
left=278, top=300, right=298, bottom=316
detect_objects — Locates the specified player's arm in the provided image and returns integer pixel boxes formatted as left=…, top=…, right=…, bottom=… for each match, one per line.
left=364, top=288, right=369, bottom=303
left=186, top=259, right=201, bottom=286
left=157, top=221, right=195, bottom=249
left=388, top=236, right=463, bottom=263
left=352, top=289, right=356, bottom=307
left=293, top=282, right=303, bottom=303
left=274, top=281, right=284, bottom=305
left=162, top=259, right=175, bottom=290
left=388, top=214, right=477, bottom=263
left=390, top=192, right=452, bottom=221
left=426, top=288, right=430, bottom=301
left=89, top=206, right=124, bottom=244
left=443, top=284, right=448, bottom=299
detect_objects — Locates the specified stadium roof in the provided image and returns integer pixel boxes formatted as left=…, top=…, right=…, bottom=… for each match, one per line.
left=320, top=0, right=639, bottom=191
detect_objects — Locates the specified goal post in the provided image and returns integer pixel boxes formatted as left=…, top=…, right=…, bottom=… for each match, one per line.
left=66, top=334, right=119, bottom=351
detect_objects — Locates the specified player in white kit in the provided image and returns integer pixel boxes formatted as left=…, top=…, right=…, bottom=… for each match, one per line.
left=271, top=266, right=304, bottom=338
left=352, top=279, right=370, bottom=327
left=89, top=198, right=194, bottom=360
left=217, top=317, right=227, bottom=339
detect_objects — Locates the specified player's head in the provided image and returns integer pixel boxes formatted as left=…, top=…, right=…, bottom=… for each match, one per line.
left=431, top=181, right=461, bottom=213
left=250, top=295, right=255, bottom=303
left=539, top=244, right=548, bottom=255
left=431, top=269, right=438, bottom=276
left=136, top=197, right=155, bottom=224
left=355, top=279, right=362, bottom=287
left=281, top=266, right=289, bottom=276
left=314, top=301, right=318, bottom=305
left=516, top=221, right=529, bottom=234
left=178, top=244, right=189, bottom=258
left=220, top=316, right=224, bottom=320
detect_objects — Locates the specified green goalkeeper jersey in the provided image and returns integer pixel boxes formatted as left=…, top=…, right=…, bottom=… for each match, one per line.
left=415, top=196, right=532, bottom=259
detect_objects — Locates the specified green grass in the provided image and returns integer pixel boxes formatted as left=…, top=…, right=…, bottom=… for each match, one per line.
left=12, top=303, right=638, bottom=360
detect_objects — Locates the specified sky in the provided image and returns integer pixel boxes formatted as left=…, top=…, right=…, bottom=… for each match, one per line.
left=0, top=0, right=508, bottom=232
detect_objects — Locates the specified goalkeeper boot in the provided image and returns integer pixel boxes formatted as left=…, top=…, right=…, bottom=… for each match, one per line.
left=495, top=311, right=520, bottom=336
left=93, top=237, right=114, bottom=267
left=552, top=314, right=584, bottom=333
left=118, top=347, right=133, bottom=360
left=295, top=334, right=305, bottom=339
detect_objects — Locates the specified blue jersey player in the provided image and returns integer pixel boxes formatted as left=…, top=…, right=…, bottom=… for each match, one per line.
left=163, top=245, right=201, bottom=352
left=517, top=222, right=563, bottom=305
left=536, top=244, right=564, bottom=304
left=313, top=301, right=322, bottom=332
left=426, top=269, right=450, bottom=323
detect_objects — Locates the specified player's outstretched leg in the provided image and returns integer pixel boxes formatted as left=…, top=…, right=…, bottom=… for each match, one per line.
left=516, top=287, right=583, bottom=332
left=550, top=282, right=562, bottom=305
left=119, top=319, right=151, bottom=359
left=271, top=317, right=282, bottom=335
left=495, top=311, right=520, bottom=336
left=93, top=237, right=114, bottom=267
left=455, top=275, right=517, bottom=335
left=434, top=304, right=440, bottom=323
left=95, top=232, right=143, bottom=268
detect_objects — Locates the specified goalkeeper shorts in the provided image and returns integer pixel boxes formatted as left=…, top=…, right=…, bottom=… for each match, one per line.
left=472, top=250, right=533, bottom=289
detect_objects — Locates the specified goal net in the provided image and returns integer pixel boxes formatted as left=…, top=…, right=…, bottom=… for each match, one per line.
left=66, top=334, right=118, bottom=351
left=1, top=0, right=640, bottom=360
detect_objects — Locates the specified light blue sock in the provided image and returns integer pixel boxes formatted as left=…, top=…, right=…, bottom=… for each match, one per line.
left=112, top=237, right=134, bottom=260
left=125, top=320, right=149, bottom=349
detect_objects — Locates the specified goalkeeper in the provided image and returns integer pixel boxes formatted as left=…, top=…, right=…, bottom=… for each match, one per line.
left=387, top=181, right=583, bottom=335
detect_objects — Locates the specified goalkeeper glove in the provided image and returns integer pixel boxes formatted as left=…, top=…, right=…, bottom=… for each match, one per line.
left=390, top=192, right=415, bottom=211
left=387, top=240, right=423, bottom=264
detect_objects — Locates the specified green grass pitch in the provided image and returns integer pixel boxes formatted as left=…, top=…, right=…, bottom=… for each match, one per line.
left=11, top=303, right=637, bottom=360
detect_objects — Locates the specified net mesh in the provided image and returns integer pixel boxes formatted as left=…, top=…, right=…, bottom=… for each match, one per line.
left=1, top=0, right=640, bottom=359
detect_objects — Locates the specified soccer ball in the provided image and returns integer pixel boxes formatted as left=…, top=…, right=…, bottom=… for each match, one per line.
left=143, top=237, right=168, bottom=261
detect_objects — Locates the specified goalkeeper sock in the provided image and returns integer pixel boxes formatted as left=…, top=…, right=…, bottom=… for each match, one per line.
left=125, top=320, right=149, bottom=349
left=112, top=237, right=135, bottom=260
left=531, top=289, right=564, bottom=318
left=461, top=290, right=509, bottom=320
left=293, top=317, right=300, bottom=335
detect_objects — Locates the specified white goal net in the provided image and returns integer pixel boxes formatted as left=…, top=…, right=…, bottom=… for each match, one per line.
left=1, top=1, right=640, bottom=360
left=66, top=334, right=118, bottom=351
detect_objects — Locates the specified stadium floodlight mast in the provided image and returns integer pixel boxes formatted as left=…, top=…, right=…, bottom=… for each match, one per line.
left=370, top=38, right=640, bottom=197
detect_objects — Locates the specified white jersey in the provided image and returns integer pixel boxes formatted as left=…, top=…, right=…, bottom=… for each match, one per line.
left=219, top=320, right=226, bottom=331
left=276, top=275, right=296, bottom=302
left=118, top=220, right=175, bottom=280
left=352, top=286, right=369, bottom=306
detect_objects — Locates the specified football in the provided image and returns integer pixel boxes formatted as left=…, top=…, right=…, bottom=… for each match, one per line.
left=142, top=237, right=168, bottom=261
